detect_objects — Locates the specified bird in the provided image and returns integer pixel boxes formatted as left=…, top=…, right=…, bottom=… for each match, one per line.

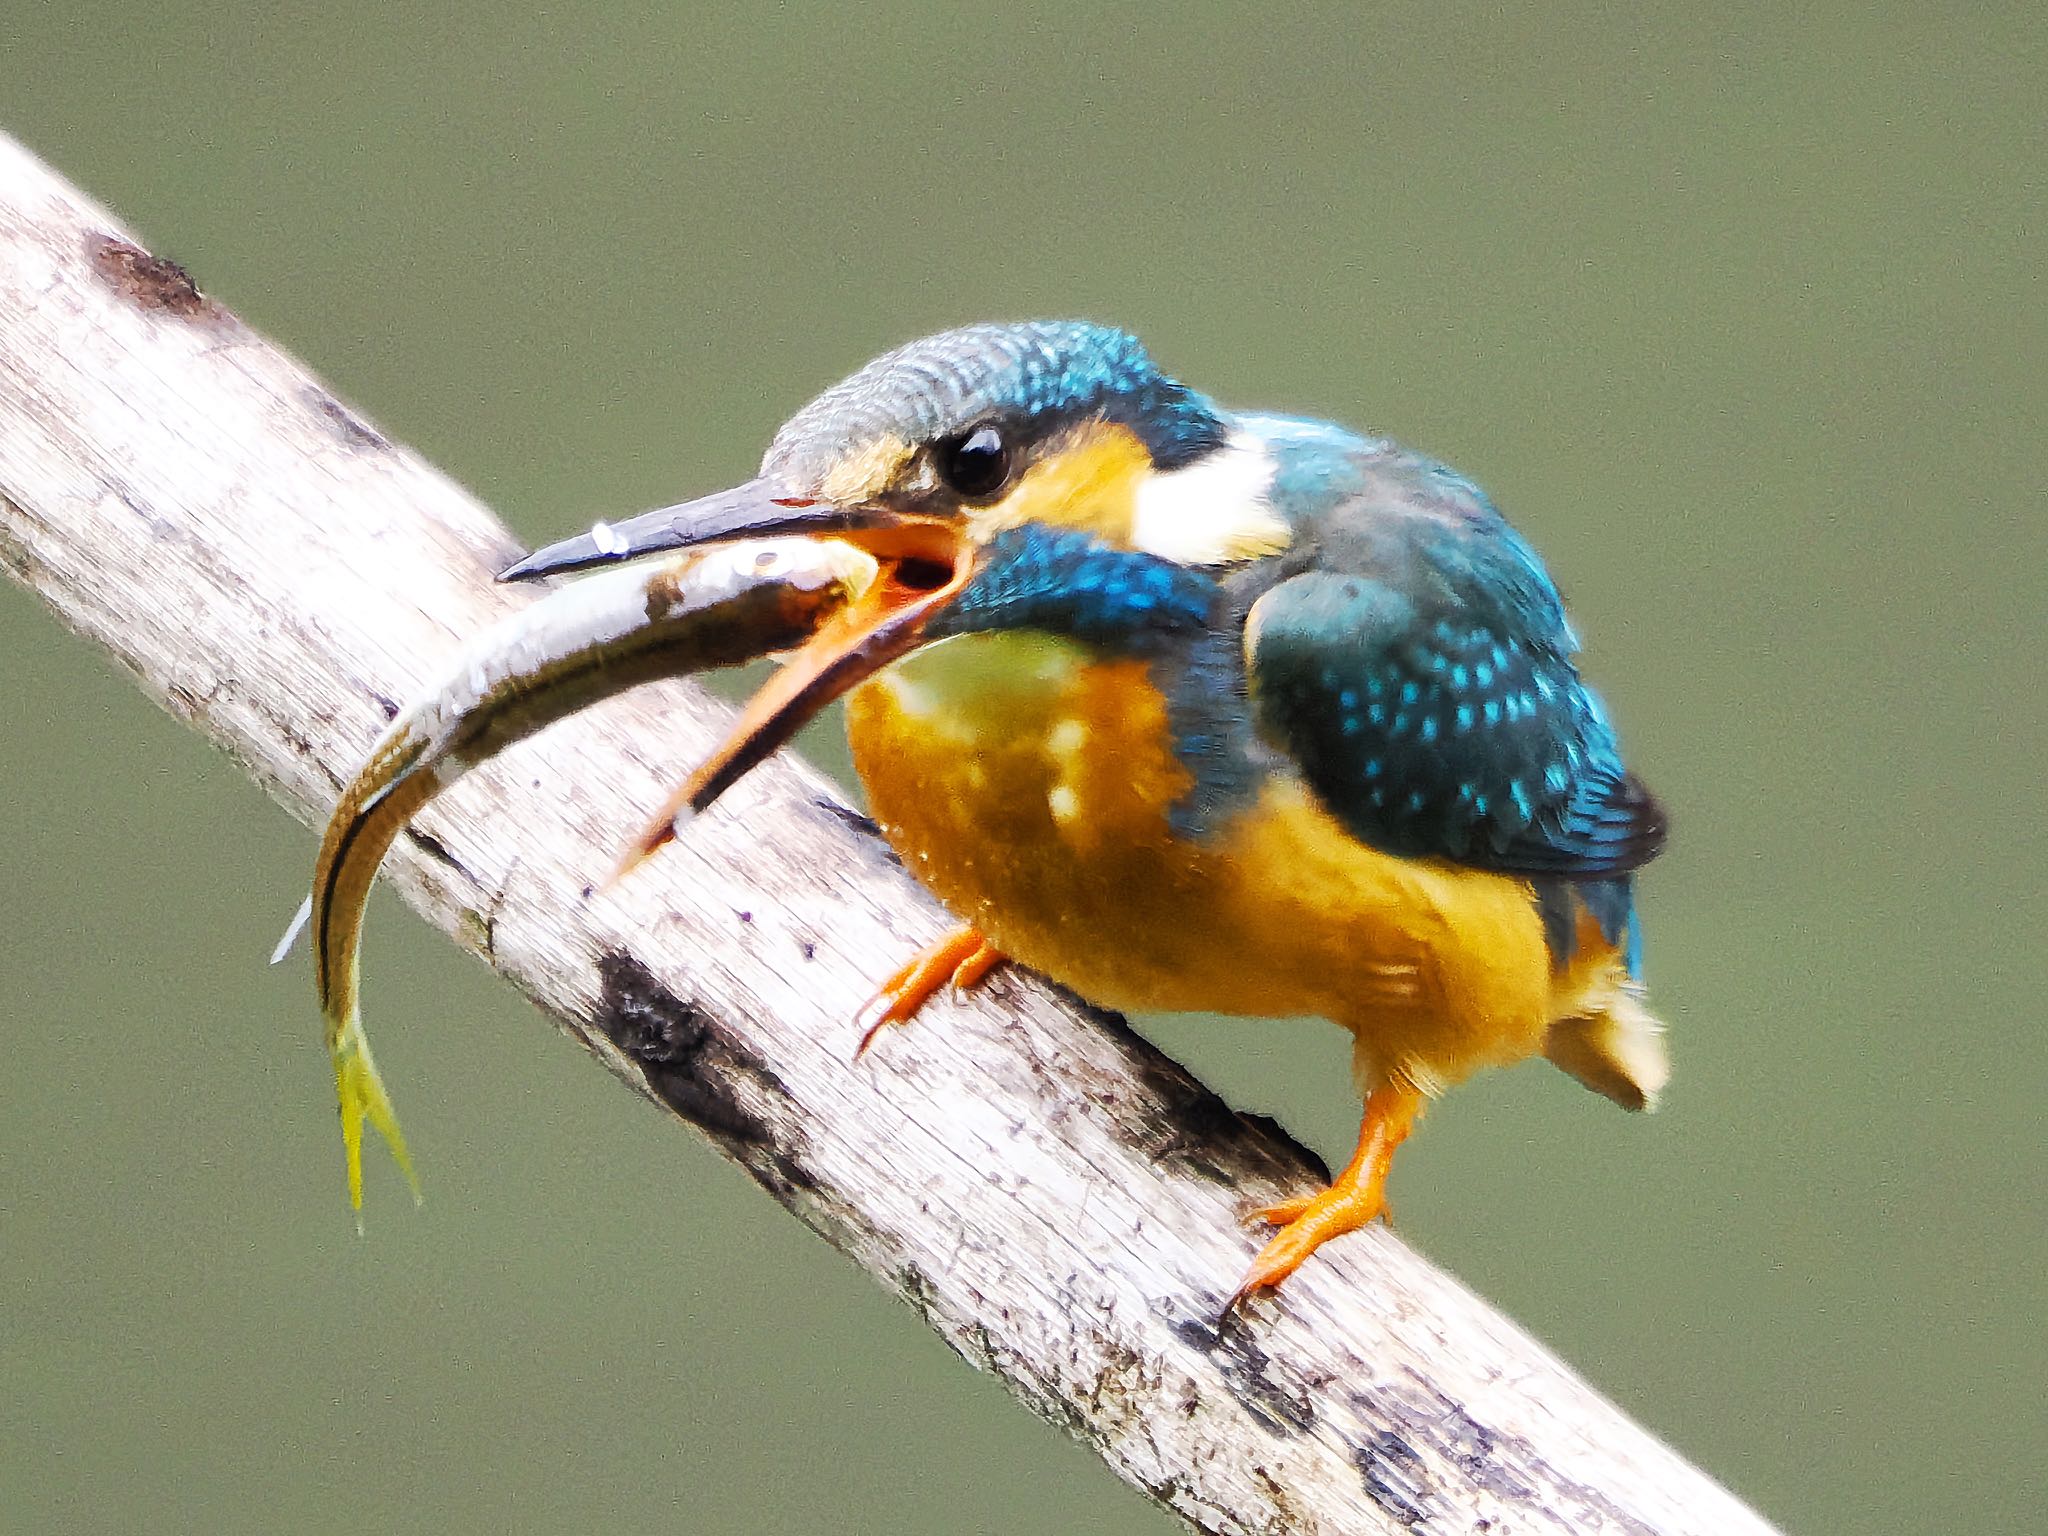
left=498, top=321, right=1670, bottom=1304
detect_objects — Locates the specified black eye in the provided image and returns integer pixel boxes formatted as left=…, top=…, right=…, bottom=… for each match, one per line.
left=934, top=424, right=1013, bottom=501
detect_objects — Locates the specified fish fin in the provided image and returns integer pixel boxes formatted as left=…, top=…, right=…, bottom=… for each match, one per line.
left=270, top=896, right=314, bottom=966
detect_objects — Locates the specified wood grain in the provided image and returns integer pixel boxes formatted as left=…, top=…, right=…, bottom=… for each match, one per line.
left=0, top=133, right=1777, bottom=1536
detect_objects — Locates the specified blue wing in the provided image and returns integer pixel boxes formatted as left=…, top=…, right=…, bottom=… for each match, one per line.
left=1243, top=506, right=1664, bottom=880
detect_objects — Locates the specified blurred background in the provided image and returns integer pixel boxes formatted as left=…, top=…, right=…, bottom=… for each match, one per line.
left=2, top=4, right=2041, bottom=1532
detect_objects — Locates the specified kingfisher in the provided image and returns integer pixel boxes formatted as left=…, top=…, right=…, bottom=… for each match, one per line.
left=499, top=321, right=1670, bottom=1303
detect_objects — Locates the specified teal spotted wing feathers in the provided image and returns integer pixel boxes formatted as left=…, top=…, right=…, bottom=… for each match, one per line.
left=1244, top=531, right=1664, bottom=879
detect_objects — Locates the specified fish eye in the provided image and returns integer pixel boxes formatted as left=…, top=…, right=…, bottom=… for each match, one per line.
left=933, top=424, right=1013, bottom=502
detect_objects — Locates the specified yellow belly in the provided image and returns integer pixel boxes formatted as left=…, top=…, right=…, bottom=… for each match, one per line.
left=847, top=633, right=1624, bottom=1090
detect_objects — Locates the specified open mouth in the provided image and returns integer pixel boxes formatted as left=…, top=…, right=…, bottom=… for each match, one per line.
left=612, top=527, right=968, bottom=876
left=499, top=484, right=972, bottom=878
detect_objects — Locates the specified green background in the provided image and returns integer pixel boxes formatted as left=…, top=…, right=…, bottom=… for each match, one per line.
left=3, top=4, right=2041, bottom=1532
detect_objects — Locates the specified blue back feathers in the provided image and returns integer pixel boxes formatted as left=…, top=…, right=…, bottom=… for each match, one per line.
left=1241, top=425, right=1665, bottom=968
left=1248, top=567, right=1663, bottom=861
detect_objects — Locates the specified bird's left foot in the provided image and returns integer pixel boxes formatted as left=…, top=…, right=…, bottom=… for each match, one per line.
left=854, top=925, right=1006, bottom=1057
left=1228, top=1083, right=1422, bottom=1309
left=1232, top=1182, right=1391, bottom=1305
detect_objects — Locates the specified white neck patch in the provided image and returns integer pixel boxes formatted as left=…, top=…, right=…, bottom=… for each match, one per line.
left=1129, top=432, right=1287, bottom=566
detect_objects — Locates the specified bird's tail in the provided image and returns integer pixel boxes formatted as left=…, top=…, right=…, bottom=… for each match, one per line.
left=1544, top=983, right=1670, bottom=1112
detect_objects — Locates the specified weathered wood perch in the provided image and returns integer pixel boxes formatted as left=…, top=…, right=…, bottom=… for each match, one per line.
left=0, top=134, right=1777, bottom=1536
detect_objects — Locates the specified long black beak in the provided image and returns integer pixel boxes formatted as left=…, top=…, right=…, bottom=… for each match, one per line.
left=499, top=479, right=909, bottom=582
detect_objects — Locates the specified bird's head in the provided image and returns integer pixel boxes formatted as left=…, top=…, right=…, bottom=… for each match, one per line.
left=504, top=321, right=1293, bottom=578
left=501, top=321, right=1292, bottom=825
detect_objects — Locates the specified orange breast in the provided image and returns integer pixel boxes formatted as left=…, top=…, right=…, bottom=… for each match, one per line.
left=847, top=633, right=1631, bottom=1091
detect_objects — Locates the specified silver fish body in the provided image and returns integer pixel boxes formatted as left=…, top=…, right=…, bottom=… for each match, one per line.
left=297, top=537, right=879, bottom=1216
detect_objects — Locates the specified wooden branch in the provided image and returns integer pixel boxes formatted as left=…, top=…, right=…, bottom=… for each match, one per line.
left=0, top=133, right=1777, bottom=1536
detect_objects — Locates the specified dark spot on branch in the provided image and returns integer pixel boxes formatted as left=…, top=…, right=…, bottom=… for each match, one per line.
left=896, top=1266, right=939, bottom=1326
left=405, top=826, right=464, bottom=873
left=88, top=234, right=219, bottom=319
left=308, top=387, right=389, bottom=450
left=1355, top=1429, right=1437, bottom=1528
left=1078, top=1334, right=1159, bottom=1440
left=595, top=952, right=821, bottom=1201
left=1236, top=1111, right=1326, bottom=1182
left=810, top=797, right=902, bottom=867
left=1426, top=1400, right=1536, bottom=1503
left=1089, top=1011, right=1326, bottom=1187
left=599, top=952, right=769, bottom=1144
left=1350, top=1375, right=1658, bottom=1532
left=1140, top=1472, right=1192, bottom=1510
left=815, top=797, right=881, bottom=837
left=1169, top=1314, right=1315, bottom=1437
left=164, top=680, right=220, bottom=723
left=0, top=509, right=28, bottom=579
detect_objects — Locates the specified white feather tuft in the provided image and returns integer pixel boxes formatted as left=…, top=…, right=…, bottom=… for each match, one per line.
left=1129, top=433, right=1287, bottom=566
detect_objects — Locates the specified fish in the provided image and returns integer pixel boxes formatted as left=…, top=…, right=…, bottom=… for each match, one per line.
left=279, top=536, right=882, bottom=1220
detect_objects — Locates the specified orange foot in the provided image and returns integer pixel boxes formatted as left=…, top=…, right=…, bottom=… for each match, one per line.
left=1229, top=1083, right=1424, bottom=1309
left=854, top=925, right=1007, bottom=1058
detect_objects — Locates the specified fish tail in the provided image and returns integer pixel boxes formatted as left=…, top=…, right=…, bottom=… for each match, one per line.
left=330, top=998, right=422, bottom=1223
left=312, top=734, right=438, bottom=1222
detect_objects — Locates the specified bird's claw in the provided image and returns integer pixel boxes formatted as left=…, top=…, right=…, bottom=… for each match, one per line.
left=1226, top=1183, right=1391, bottom=1312
left=1240, top=1190, right=1396, bottom=1232
left=1222, top=1082, right=1420, bottom=1307
left=1242, top=1194, right=1313, bottom=1229
left=853, top=925, right=1006, bottom=1059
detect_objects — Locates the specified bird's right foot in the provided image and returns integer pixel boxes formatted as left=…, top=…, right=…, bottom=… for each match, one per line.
left=854, top=925, right=1006, bottom=1057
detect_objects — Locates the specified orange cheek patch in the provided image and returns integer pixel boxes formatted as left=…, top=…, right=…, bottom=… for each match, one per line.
left=971, top=420, right=1151, bottom=545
